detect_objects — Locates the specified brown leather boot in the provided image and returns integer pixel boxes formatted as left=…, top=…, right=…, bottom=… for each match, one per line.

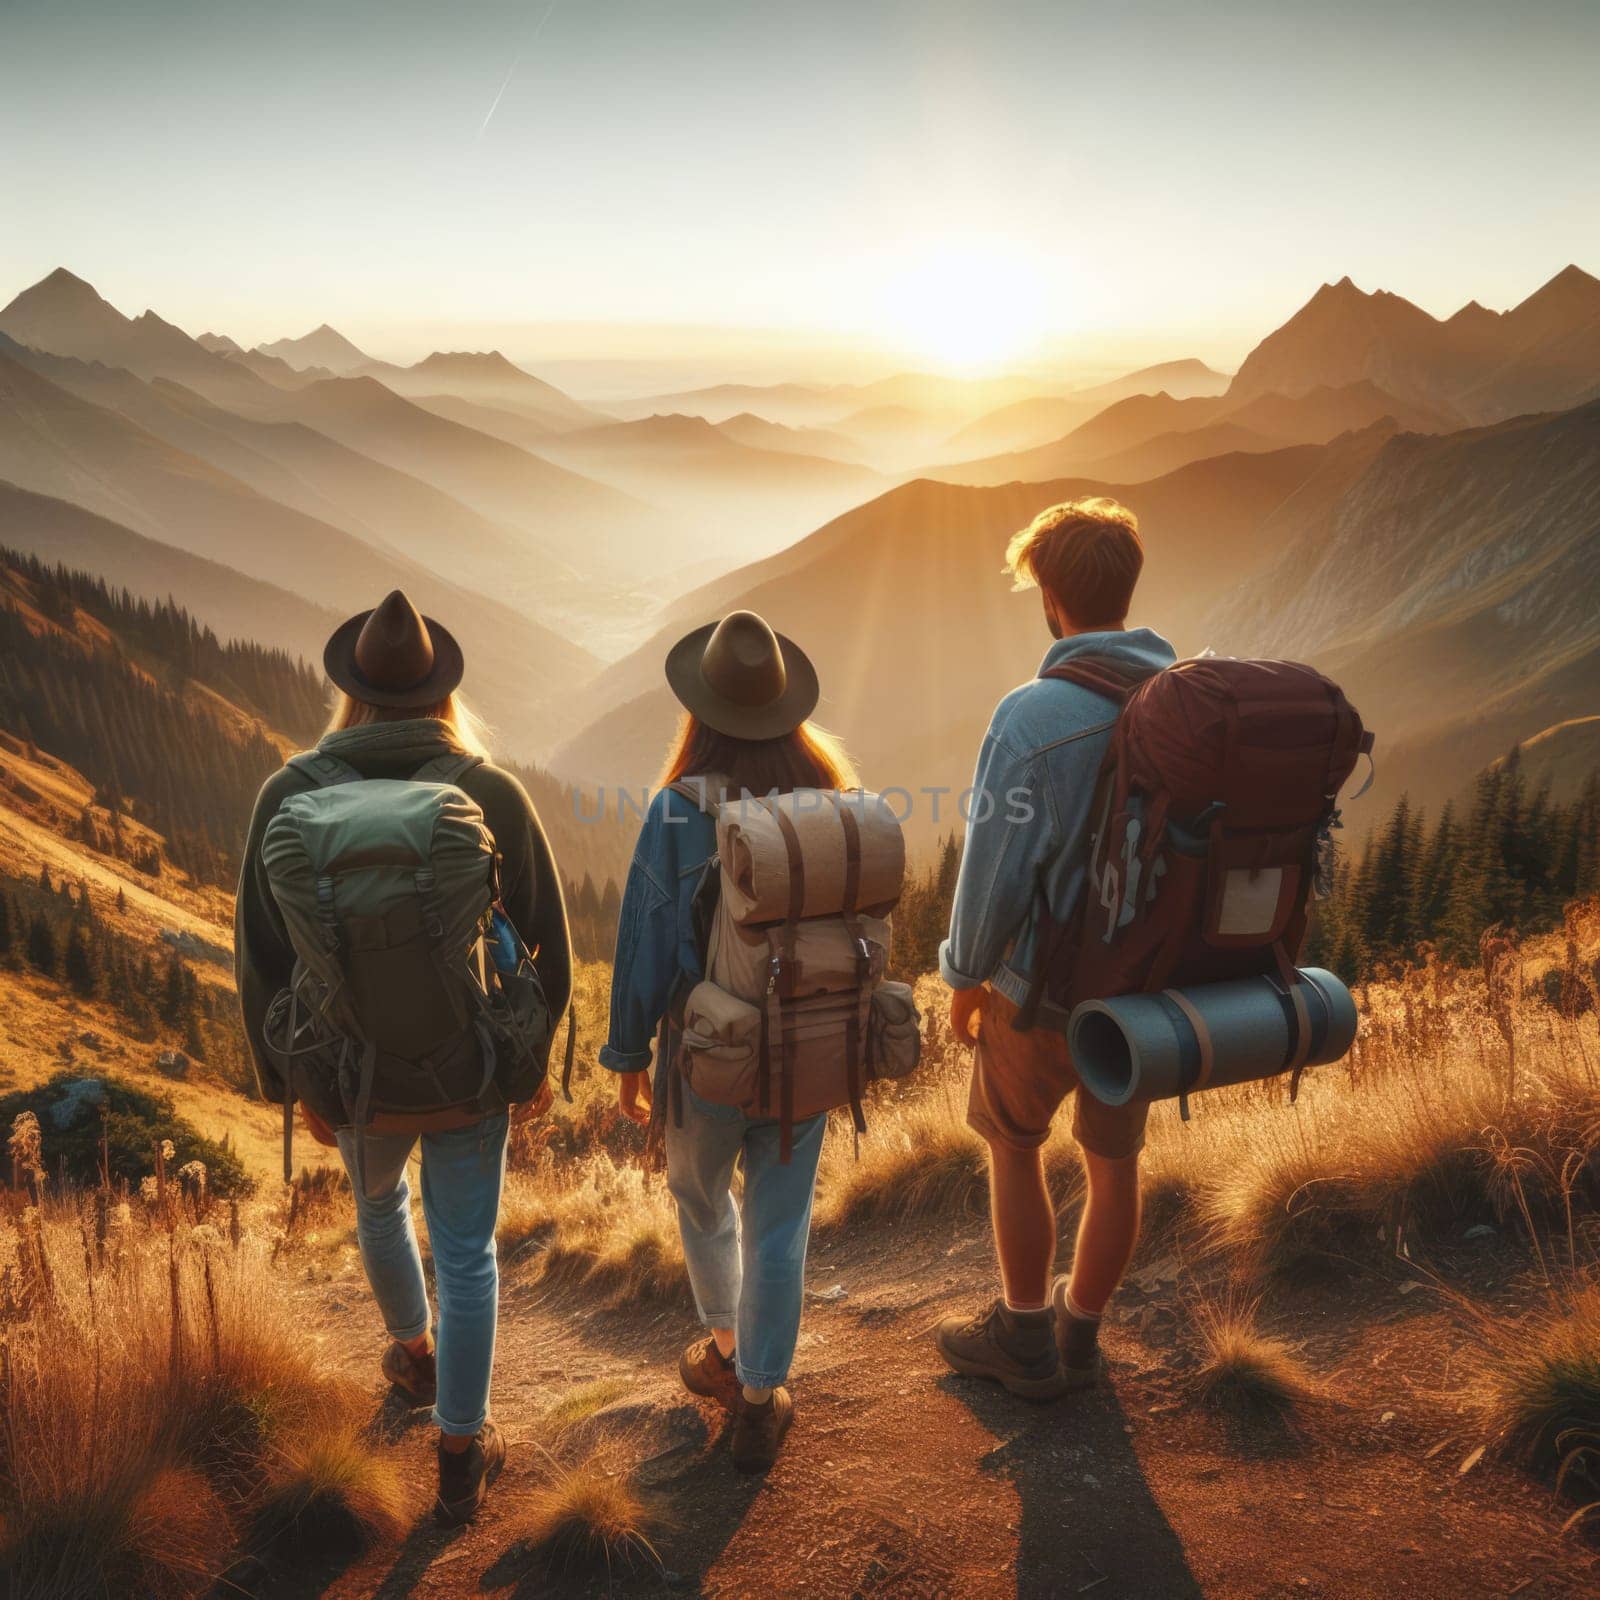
left=381, top=1338, right=437, bottom=1407
left=934, top=1299, right=1072, bottom=1401
left=436, top=1421, right=505, bottom=1526
left=730, top=1388, right=794, bottom=1473
left=679, top=1337, right=741, bottom=1411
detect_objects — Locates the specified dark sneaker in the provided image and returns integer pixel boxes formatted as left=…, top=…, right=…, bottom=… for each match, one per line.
left=680, top=1337, right=741, bottom=1412
left=382, top=1339, right=438, bottom=1407
left=730, top=1387, right=794, bottom=1473
left=935, top=1299, right=1072, bottom=1401
left=436, top=1420, right=505, bottom=1526
left=1051, top=1278, right=1107, bottom=1388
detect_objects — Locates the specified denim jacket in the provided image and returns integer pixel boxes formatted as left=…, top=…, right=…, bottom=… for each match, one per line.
left=939, top=628, right=1177, bottom=1021
left=600, top=785, right=717, bottom=1072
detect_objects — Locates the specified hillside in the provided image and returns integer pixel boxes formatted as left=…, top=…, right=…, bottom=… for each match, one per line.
left=932, top=379, right=1448, bottom=487
left=0, top=480, right=340, bottom=667
left=534, top=412, right=886, bottom=562
left=550, top=443, right=1339, bottom=806
left=351, top=349, right=605, bottom=431
left=1209, top=401, right=1600, bottom=814
left=0, top=350, right=600, bottom=752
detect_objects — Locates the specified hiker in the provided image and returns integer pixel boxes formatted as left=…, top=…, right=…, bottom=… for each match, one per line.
left=935, top=499, right=1176, bottom=1398
left=601, top=610, right=865, bottom=1472
left=235, top=590, right=572, bottom=1524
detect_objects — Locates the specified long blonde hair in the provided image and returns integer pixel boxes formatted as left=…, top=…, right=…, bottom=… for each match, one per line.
left=323, top=690, right=492, bottom=760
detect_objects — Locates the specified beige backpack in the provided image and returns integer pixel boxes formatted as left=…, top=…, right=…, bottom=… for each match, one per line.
left=664, top=782, right=922, bottom=1160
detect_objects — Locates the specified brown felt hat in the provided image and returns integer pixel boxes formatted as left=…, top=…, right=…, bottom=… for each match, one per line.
left=664, top=610, right=819, bottom=740
left=323, top=590, right=464, bottom=709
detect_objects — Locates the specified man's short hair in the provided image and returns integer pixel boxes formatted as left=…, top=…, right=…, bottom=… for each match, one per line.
left=1004, top=497, right=1144, bottom=626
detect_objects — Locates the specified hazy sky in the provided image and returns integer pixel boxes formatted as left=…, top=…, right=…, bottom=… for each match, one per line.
left=3, top=0, right=1597, bottom=376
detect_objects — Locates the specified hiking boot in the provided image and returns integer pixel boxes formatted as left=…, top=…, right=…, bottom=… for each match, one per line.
left=680, top=1336, right=741, bottom=1412
left=435, top=1421, right=505, bottom=1526
left=935, top=1299, right=1072, bottom=1401
left=1051, top=1278, right=1107, bottom=1388
left=730, top=1387, right=794, bottom=1473
left=382, top=1338, right=437, bottom=1407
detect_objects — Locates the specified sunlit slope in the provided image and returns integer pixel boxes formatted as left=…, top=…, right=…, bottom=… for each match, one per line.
left=550, top=445, right=1334, bottom=805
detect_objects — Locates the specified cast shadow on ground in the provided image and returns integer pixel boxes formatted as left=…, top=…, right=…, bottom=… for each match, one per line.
left=941, top=1372, right=1204, bottom=1600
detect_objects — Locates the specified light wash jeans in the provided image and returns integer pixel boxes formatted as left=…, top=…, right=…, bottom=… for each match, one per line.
left=336, top=1113, right=509, bottom=1437
left=665, top=1082, right=827, bottom=1389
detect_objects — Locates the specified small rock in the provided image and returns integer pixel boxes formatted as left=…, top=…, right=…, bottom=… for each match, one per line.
left=155, top=1049, right=190, bottom=1080
left=1380, top=1411, right=1395, bottom=1424
left=808, top=1283, right=847, bottom=1302
left=48, top=1078, right=107, bottom=1129
left=1464, top=1224, right=1496, bottom=1240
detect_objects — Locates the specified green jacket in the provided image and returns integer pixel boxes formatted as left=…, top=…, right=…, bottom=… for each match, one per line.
left=234, top=717, right=573, bottom=1104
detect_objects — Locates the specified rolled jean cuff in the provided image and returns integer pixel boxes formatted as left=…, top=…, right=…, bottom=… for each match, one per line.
left=434, top=1403, right=487, bottom=1438
left=385, top=1313, right=432, bottom=1343
left=734, top=1360, right=788, bottom=1390
left=700, top=1310, right=738, bottom=1329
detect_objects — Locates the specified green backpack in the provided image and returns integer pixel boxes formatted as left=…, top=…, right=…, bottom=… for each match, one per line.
left=260, top=750, right=555, bottom=1181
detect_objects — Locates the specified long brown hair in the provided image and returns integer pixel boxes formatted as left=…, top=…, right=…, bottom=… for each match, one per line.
left=323, top=690, right=491, bottom=759
left=657, top=712, right=859, bottom=795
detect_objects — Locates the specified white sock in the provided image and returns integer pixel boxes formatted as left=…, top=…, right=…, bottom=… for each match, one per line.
left=1004, top=1297, right=1048, bottom=1315
left=1063, top=1287, right=1102, bottom=1322
left=742, top=1383, right=774, bottom=1405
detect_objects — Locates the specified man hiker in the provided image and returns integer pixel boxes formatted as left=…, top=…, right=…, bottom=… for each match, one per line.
left=934, top=498, right=1176, bottom=1398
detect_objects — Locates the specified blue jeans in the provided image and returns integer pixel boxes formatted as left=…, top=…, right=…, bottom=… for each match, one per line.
left=335, top=1114, right=509, bottom=1437
left=665, top=1082, right=826, bottom=1389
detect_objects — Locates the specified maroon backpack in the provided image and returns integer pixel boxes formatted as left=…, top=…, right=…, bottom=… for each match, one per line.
left=1015, top=656, right=1371, bottom=1106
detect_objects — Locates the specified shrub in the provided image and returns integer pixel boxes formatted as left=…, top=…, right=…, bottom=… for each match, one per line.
left=0, top=1072, right=253, bottom=1197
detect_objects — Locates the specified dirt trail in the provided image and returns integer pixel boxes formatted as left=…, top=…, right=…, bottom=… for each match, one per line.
left=272, top=1214, right=1598, bottom=1600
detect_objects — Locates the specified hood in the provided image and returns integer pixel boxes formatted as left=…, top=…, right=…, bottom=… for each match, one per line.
left=1036, top=627, right=1177, bottom=678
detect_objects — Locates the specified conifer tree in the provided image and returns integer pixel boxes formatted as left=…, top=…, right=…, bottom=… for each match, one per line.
left=64, top=922, right=94, bottom=997
left=27, top=913, right=57, bottom=976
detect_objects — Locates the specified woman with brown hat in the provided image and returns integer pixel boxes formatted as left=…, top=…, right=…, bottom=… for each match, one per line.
left=235, top=590, right=572, bottom=1525
left=601, top=609, right=857, bottom=1471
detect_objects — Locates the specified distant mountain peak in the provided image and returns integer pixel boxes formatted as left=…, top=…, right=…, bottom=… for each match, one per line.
left=256, top=323, right=372, bottom=373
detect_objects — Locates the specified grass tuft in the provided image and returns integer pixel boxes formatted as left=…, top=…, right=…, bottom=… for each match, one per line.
left=252, top=1426, right=409, bottom=1553
left=1190, top=1297, right=1313, bottom=1417
left=506, top=1454, right=658, bottom=1573
left=1476, top=1285, right=1600, bottom=1469
left=542, top=1377, right=635, bottom=1434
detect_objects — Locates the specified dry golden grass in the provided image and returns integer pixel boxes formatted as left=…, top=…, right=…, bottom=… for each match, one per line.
left=253, top=1428, right=409, bottom=1553
left=1189, top=1296, right=1314, bottom=1417
left=1474, top=1284, right=1600, bottom=1470
left=500, top=1154, right=688, bottom=1306
left=504, top=1452, right=658, bottom=1574
left=0, top=1183, right=407, bottom=1599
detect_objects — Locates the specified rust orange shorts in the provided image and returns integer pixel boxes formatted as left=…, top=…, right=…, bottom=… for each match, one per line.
left=966, top=988, right=1148, bottom=1160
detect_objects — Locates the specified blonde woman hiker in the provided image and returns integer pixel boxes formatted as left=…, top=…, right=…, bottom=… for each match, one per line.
left=235, top=590, right=573, bottom=1524
left=601, top=610, right=864, bottom=1472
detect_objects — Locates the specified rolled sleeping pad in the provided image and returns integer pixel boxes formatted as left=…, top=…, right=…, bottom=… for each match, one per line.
left=1067, top=967, right=1357, bottom=1108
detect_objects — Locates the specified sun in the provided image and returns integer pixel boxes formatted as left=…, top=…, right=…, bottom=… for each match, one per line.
left=877, top=241, right=1049, bottom=372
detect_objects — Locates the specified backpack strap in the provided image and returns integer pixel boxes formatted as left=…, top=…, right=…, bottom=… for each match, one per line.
left=756, top=797, right=807, bottom=1164
left=1038, top=655, right=1162, bottom=705
left=828, top=793, right=871, bottom=1144
left=1012, top=658, right=1166, bottom=1032
left=412, top=752, right=484, bottom=787
left=287, top=750, right=363, bottom=788
left=666, top=773, right=731, bottom=814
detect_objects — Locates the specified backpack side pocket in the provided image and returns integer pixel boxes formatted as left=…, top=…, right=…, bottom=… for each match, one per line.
left=867, top=980, right=921, bottom=1081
